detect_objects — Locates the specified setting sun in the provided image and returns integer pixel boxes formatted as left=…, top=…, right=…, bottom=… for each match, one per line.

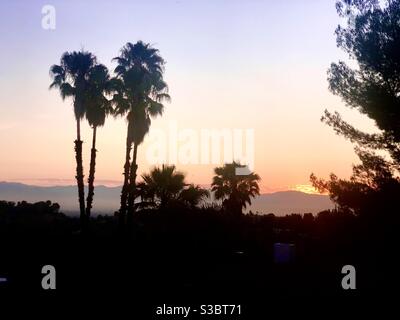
left=291, top=184, right=321, bottom=195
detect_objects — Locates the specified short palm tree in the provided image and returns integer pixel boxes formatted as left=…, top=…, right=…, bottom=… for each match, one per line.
left=141, top=164, right=186, bottom=208
left=139, top=165, right=209, bottom=209
left=179, top=184, right=210, bottom=209
left=211, top=162, right=260, bottom=215
left=50, top=50, right=97, bottom=228
left=84, top=64, right=113, bottom=219
left=113, top=41, right=170, bottom=222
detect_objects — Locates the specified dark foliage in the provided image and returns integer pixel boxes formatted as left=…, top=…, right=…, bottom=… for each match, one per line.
left=312, top=0, right=400, bottom=216
left=1, top=200, right=397, bottom=298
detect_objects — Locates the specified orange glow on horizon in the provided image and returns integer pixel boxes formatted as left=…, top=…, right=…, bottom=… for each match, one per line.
left=291, top=184, right=322, bottom=195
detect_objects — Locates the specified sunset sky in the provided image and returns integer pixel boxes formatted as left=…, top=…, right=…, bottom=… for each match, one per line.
left=0, top=0, right=379, bottom=193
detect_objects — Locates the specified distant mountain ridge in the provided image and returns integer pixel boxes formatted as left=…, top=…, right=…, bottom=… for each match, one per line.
left=0, top=182, right=120, bottom=215
left=0, top=182, right=334, bottom=216
left=248, top=190, right=334, bottom=215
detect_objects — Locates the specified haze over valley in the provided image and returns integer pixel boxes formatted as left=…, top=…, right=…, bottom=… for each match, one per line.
left=0, top=182, right=333, bottom=216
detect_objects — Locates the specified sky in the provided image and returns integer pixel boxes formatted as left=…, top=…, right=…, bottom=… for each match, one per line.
left=0, top=0, right=379, bottom=193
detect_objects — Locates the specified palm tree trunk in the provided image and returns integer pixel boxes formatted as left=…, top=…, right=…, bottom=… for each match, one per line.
left=127, top=142, right=138, bottom=223
left=75, top=119, right=86, bottom=231
left=86, top=125, right=97, bottom=221
left=119, top=125, right=132, bottom=227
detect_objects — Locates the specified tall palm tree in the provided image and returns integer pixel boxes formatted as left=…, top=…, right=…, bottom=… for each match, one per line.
left=84, top=64, right=113, bottom=219
left=211, top=162, right=260, bottom=215
left=139, top=164, right=209, bottom=209
left=113, top=41, right=170, bottom=222
left=50, top=50, right=97, bottom=229
left=110, top=78, right=131, bottom=226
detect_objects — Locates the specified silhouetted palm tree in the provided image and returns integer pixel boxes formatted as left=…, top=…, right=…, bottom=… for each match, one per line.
left=50, top=51, right=97, bottom=229
left=134, top=181, right=157, bottom=210
left=138, top=165, right=209, bottom=209
left=179, top=184, right=210, bottom=209
left=84, top=64, right=113, bottom=219
left=211, top=162, right=260, bottom=215
left=141, top=164, right=185, bottom=209
left=113, top=41, right=170, bottom=223
left=110, top=78, right=131, bottom=226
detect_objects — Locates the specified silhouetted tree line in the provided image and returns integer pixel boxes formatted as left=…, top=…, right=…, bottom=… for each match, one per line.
left=1, top=198, right=376, bottom=294
left=0, top=200, right=71, bottom=236
left=0, top=198, right=358, bottom=250
left=0, top=197, right=372, bottom=251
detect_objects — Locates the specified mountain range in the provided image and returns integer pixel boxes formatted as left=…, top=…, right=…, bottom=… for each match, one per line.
left=0, top=182, right=334, bottom=216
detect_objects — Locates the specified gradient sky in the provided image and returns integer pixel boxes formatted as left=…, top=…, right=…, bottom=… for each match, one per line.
left=0, top=0, right=379, bottom=193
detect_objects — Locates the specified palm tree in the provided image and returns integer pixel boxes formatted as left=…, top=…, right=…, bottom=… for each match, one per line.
left=50, top=50, right=97, bottom=229
left=179, top=184, right=210, bottom=209
left=138, top=165, right=209, bottom=209
left=141, top=164, right=185, bottom=209
left=135, top=181, right=157, bottom=210
left=110, top=78, right=131, bottom=226
left=211, top=162, right=260, bottom=215
left=84, top=64, right=113, bottom=219
left=113, top=41, right=170, bottom=223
